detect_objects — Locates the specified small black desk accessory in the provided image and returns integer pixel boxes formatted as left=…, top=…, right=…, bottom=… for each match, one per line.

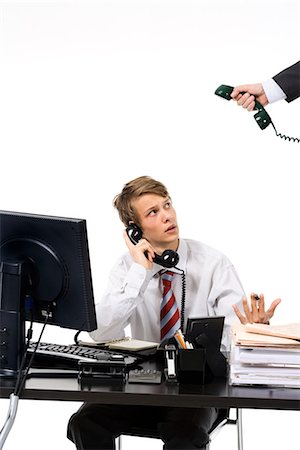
left=78, top=359, right=127, bottom=386
left=184, top=316, right=227, bottom=382
left=177, top=348, right=206, bottom=384
left=162, top=317, right=227, bottom=385
left=128, top=368, right=163, bottom=384
left=164, top=345, right=178, bottom=383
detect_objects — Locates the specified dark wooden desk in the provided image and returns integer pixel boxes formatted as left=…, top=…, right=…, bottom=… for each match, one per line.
left=1, top=363, right=299, bottom=411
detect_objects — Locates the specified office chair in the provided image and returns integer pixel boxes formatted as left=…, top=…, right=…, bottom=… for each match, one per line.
left=116, top=408, right=243, bottom=450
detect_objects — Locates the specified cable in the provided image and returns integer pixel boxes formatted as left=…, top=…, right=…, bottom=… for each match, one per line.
left=0, top=310, right=50, bottom=449
left=12, top=320, right=34, bottom=398
left=0, top=394, right=19, bottom=450
left=74, top=330, right=81, bottom=345
left=175, top=267, right=186, bottom=332
left=14, top=311, right=50, bottom=397
left=271, top=122, right=300, bottom=143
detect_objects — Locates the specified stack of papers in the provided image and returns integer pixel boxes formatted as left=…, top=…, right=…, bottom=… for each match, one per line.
left=230, top=323, right=300, bottom=388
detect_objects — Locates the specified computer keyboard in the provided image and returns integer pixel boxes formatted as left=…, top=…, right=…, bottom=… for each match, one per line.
left=27, top=342, right=138, bottom=369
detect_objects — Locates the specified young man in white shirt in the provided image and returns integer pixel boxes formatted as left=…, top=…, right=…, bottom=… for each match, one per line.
left=67, top=175, right=280, bottom=450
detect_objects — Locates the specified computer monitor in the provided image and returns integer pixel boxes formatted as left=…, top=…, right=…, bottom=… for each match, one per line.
left=0, top=210, right=97, bottom=377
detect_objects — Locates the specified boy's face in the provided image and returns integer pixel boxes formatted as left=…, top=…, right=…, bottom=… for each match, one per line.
left=131, top=193, right=179, bottom=252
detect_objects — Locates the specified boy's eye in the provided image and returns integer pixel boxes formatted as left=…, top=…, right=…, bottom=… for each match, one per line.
left=148, top=209, right=157, bottom=216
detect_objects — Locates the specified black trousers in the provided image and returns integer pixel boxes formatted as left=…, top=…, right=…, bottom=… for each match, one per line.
left=67, top=404, right=219, bottom=450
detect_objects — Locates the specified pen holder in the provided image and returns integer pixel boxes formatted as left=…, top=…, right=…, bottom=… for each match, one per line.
left=177, top=348, right=206, bottom=384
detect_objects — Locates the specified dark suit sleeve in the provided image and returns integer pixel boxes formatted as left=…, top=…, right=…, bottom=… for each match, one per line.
left=272, top=61, right=300, bottom=103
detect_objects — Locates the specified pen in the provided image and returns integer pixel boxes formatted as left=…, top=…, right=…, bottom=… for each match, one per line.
left=253, top=293, right=260, bottom=301
left=174, top=330, right=187, bottom=349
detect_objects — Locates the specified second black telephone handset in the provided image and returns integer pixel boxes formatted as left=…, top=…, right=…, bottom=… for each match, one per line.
left=215, top=84, right=300, bottom=143
left=126, top=223, right=179, bottom=269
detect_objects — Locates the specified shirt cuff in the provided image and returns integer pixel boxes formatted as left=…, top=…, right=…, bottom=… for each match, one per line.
left=262, top=78, right=287, bottom=104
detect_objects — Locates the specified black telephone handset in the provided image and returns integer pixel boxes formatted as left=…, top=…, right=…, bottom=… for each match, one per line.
left=215, top=84, right=300, bottom=143
left=126, top=223, right=179, bottom=269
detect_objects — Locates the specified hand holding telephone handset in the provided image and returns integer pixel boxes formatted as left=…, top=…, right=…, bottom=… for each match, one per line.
left=215, top=84, right=300, bottom=143
left=126, top=223, right=179, bottom=269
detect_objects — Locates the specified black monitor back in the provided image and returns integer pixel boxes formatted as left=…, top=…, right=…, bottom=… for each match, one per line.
left=0, top=210, right=97, bottom=332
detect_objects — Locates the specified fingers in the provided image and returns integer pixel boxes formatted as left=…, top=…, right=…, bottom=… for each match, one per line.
left=257, top=293, right=266, bottom=322
left=231, top=84, right=254, bottom=99
left=232, top=304, right=247, bottom=324
left=250, top=293, right=259, bottom=322
left=231, top=92, right=255, bottom=111
left=123, top=230, right=154, bottom=256
left=242, top=297, right=253, bottom=323
left=234, top=294, right=281, bottom=326
left=231, top=83, right=264, bottom=99
left=256, top=294, right=281, bottom=323
left=252, top=293, right=269, bottom=323
left=242, top=96, right=256, bottom=111
left=233, top=294, right=264, bottom=325
left=266, top=298, right=281, bottom=320
left=123, top=230, right=155, bottom=269
left=138, top=239, right=156, bottom=261
left=133, top=238, right=155, bottom=261
left=236, top=93, right=255, bottom=109
left=233, top=297, right=253, bottom=324
left=231, top=83, right=266, bottom=111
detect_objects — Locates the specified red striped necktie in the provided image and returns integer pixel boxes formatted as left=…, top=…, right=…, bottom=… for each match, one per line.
left=160, top=271, right=180, bottom=342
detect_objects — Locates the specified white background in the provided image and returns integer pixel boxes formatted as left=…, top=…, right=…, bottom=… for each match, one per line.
left=0, top=0, right=299, bottom=448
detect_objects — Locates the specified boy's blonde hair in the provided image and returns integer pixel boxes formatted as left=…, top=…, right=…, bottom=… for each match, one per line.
left=113, top=176, right=169, bottom=226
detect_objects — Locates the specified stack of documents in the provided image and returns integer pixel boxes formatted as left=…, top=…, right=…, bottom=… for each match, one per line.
left=230, top=323, right=300, bottom=388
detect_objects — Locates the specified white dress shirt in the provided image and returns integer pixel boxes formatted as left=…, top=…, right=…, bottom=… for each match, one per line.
left=90, top=239, right=245, bottom=351
left=262, top=78, right=287, bottom=103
